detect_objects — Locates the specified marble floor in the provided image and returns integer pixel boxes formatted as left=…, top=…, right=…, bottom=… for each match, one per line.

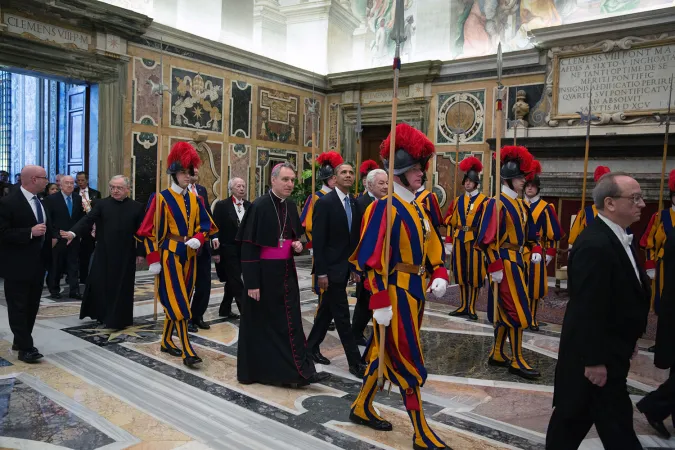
left=0, top=256, right=672, bottom=450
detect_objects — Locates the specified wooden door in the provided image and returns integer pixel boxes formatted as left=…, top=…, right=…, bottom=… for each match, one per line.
left=65, top=85, right=88, bottom=177
left=360, top=125, right=390, bottom=166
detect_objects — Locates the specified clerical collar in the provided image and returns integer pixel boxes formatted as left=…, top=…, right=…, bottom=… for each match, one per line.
left=466, top=190, right=479, bottom=198
left=320, top=184, right=332, bottom=193
left=527, top=195, right=540, bottom=203
left=394, top=182, right=416, bottom=203
left=270, top=189, right=286, bottom=203
left=171, top=182, right=186, bottom=195
left=502, top=185, right=518, bottom=199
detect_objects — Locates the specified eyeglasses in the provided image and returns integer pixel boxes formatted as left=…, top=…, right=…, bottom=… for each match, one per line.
left=109, top=186, right=126, bottom=191
left=34, top=176, right=48, bottom=180
left=612, top=193, right=644, bottom=204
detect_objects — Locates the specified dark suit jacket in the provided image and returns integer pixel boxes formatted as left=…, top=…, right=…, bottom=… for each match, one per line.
left=356, top=193, right=375, bottom=226
left=213, top=196, right=250, bottom=281
left=0, top=189, right=53, bottom=281
left=553, top=218, right=650, bottom=413
left=43, top=192, right=85, bottom=238
left=74, top=186, right=101, bottom=205
left=654, top=227, right=675, bottom=369
left=193, top=184, right=212, bottom=257
left=312, top=189, right=363, bottom=284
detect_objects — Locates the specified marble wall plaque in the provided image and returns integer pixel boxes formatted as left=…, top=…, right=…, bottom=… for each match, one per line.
left=257, top=87, right=299, bottom=145
left=436, top=90, right=485, bottom=145
left=131, top=131, right=157, bottom=206
left=230, top=81, right=252, bottom=138
left=3, top=14, right=92, bottom=51
left=303, top=98, right=321, bottom=147
left=228, top=144, right=251, bottom=190
left=327, top=103, right=339, bottom=150
left=170, top=67, right=224, bottom=132
left=554, top=43, right=675, bottom=117
left=361, top=87, right=409, bottom=104
left=132, top=57, right=161, bottom=126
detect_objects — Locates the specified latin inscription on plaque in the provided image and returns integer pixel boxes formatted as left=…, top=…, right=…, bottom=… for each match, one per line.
left=555, top=43, right=675, bottom=117
left=3, top=14, right=92, bottom=51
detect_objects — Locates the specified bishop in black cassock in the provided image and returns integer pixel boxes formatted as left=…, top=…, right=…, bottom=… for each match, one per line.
left=236, top=163, right=329, bottom=387
left=65, top=176, right=145, bottom=330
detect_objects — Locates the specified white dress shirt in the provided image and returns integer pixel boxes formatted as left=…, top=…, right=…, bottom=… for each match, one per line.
left=466, top=189, right=479, bottom=198
left=597, top=213, right=641, bottom=284
left=233, top=196, right=246, bottom=223
left=336, top=187, right=350, bottom=213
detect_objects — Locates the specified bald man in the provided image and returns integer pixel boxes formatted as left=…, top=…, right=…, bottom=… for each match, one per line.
left=0, top=165, right=53, bottom=363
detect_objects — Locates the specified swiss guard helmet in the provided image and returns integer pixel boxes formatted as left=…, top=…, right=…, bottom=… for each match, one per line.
left=380, top=123, right=435, bottom=186
left=500, top=145, right=534, bottom=180
left=525, top=160, right=543, bottom=194
left=459, top=156, right=483, bottom=185
left=316, top=151, right=344, bottom=181
left=594, top=165, right=611, bottom=183
left=359, top=159, right=379, bottom=177
left=167, top=142, right=201, bottom=177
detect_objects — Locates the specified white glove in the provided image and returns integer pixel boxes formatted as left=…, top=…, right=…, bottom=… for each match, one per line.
left=149, top=262, right=161, bottom=275
left=429, top=278, right=448, bottom=298
left=444, top=243, right=453, bottom=255
left=309, top=248, right=313, bottom=256
left=545, top=255, right=553, bottom=265
left=186, top=238, right=201, bottom=250
left=491, top=270, right=504, bottom=284
left=647, top=268, right=656, bottom=279
left=373, top=306, right=393, bottom=327
left=531, top=253, right=542, bottom=264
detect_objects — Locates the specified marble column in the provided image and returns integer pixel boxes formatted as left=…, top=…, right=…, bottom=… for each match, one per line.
left=97, top=64, right=127, bottom=189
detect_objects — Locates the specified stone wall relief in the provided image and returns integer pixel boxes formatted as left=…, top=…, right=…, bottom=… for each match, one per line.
left=170, top=67, right=224, bottom=133
left=436, top=90, right=485, bottom=145
left=303, top=98, right=321, bottom=148
left=328, top=103, right=340, bottom=150
left=132, top=57, right=161, bottom=126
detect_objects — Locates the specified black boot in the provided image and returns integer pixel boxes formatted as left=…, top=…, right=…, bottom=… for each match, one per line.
left=160, top=346, right=182, bottom=357
left=349, top=412, right=393, bottom=431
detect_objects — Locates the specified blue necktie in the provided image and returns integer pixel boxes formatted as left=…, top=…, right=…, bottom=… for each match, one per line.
left=344, top=196, right=352, bottom=230
left=33, top=196, right=44, bottom=223
left=66, top=196, right=72, bottom=217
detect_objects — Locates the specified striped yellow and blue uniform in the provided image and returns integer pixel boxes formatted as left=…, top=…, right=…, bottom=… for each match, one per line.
left=569, top=204, right=632, bottom=247
left=415, top=189, right=443, bottom=231
left=476, top=192, right=541, bottom=371
left=349, top=192, right=448, bottom=449
left=640, top=208, right=675, bottom=312
left=524, top=198, right=564, bottom=327
left=444, top=192, right=488, bottom=316
left=300, top=188, right=330, bottom=296
left=137, top=188, right=217, bottom=359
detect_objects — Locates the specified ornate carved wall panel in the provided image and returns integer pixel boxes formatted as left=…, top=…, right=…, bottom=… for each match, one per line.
left=170, top=67, right=224, bottom=133
left=436, top=90, right=486, bottom=145
left=132, top=57, right=161, bottom=126
left=230, top=81, right=252, bottom=138
left=131, top=131, right=157, bottom=206
left=303, top=98, right=321, bottom=147
left=255, top=147, right=298, bottom=197
left=228, top=143, right=251, bottom=191
left=257, top=87, right=299, bottom=144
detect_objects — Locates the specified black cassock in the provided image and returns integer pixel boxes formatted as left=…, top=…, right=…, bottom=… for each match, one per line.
left=71, top=197, right=145, bottom=329
left=236, top=192, right=317, bottom=385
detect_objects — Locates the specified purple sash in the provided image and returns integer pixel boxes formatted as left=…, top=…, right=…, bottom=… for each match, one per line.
left=260, top=240, right=292, bottom=260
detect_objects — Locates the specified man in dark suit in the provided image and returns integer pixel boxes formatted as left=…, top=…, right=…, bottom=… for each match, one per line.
left=0, top=165, right=52, bottom=363
left=187, top=167, right=220, bottom=332
left=306, top=163, right=366, bottom=378
left=547, top=172, right=650, bottom=449
left=43, top=175, right=85, bottom=299
left=637, top=225, right=675, bottom=438
left=351, top=168, right=388, bottom=346
left=213, top=177, right=250, bottom=318
left=74, top=171, right=101, bottom=284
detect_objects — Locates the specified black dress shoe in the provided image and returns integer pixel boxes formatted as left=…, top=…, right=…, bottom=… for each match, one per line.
left=49, top=293, right=62, bottom=300
left=530, top=324, right=540, bottom=332
left=355, top=336, right=368, bottom=346
left=349, top=363, right=366, bottom=378
left=487, top=357, right=511, bottom=367
left=160, top=346, right=183, bottom=357
left=18, top=349, right=43, bottom=364
left=69, top=293, right=83, bottom=300
left=648, top=345, right=656, bottom=353
left=183, top=355, right=202, bottom=368
left=195, top=319, right=211, bottom=330
left=187, top=322, right=199, bottom=333
left=220, top=312, right=239, bottom=319
left=11, top=344, right=18, bottom=351
left=413, top=444, right=447, bottom=450
left=328, top=321, right=336, bottom=331
left=449, top=309, right=468, bottom=317
left=307, top=372, right=331, bottom=384
left=508, top=366, right=541, bottom=380
left=311, top=351, right=330, bottom=365
left=468, top=313, right=478, bottom=320
left=349, top=412, right=393, bottom=431
left=643, top=412, right=671, bottom=439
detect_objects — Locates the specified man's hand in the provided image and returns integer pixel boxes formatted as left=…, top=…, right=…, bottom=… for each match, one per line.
left=317, top=275, right=329, bottom=290
left=136, top=256, right=145, bottom=265
left=350, top=272, right=361, bottom=283
left=213, top=255, right=221, bottom=264
left=186, top=238, right=201, bottom=250
left=292, top=241, right=303, bottom=253
left=584, top=365, right=607, bottom=387
left=248, top=289, right=260, bottom=301
left=647, top=268, right=656, bottom=280
left=491, top=270, right=504, bottom=284
left=31, top=224, right=47, bottom=237
left=211, top=238, right=220, bottom=250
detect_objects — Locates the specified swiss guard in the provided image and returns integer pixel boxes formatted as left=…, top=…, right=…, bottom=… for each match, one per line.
left=415, top=184, right=443, bottom=232
left=641, top=169, right=675, bottom=313
left=444, top=156, right=488, bottom=320
left=475, top=145, right=542, bottom=380
left=137, top=142, right=217, bottom=368
left=523, top=161, right=564, bottom=331
left=349, top=123, right=449, bottom=450
left=568, top=165, right=610, bottom=247
left=359, top=159, right=379, bottom=196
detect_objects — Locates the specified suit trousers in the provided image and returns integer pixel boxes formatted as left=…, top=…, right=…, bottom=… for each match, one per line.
left=637, top=368, right=675, bottom=422
left=219, top=246, right=243, bottom=315
left=79, top=234, right=95, bottom=284
left=307, top=279, right=361, bottom=367
left=48, top=239, right=80, bottom=295
left=546, top=377, right=642, bottom=450
left=191, top=250, right=212, bottom=320
left=5, top=277, right=44, bottom=350
left=351, top=281, right=372, bottom=340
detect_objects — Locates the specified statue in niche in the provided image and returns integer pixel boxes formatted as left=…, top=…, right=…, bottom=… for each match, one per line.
left=512, top=89, right=530, bottom=128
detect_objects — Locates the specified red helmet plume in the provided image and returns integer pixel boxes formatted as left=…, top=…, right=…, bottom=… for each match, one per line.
left=669, top=169, right=675, bottom=193
left=167, top=142, right=201, bottom=175
left=526, top=160, right=542, bottom=182
left=459, top=156, right=483, bottom=174
left=380, top=123, right=435, bottom=174
left=594, top=165, right=611, bottom=183
left=359, top=159, right=379, bottom=176
left=316, top=151, right=343, bottom=169
left=500, top=145, right=534, bottom=172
